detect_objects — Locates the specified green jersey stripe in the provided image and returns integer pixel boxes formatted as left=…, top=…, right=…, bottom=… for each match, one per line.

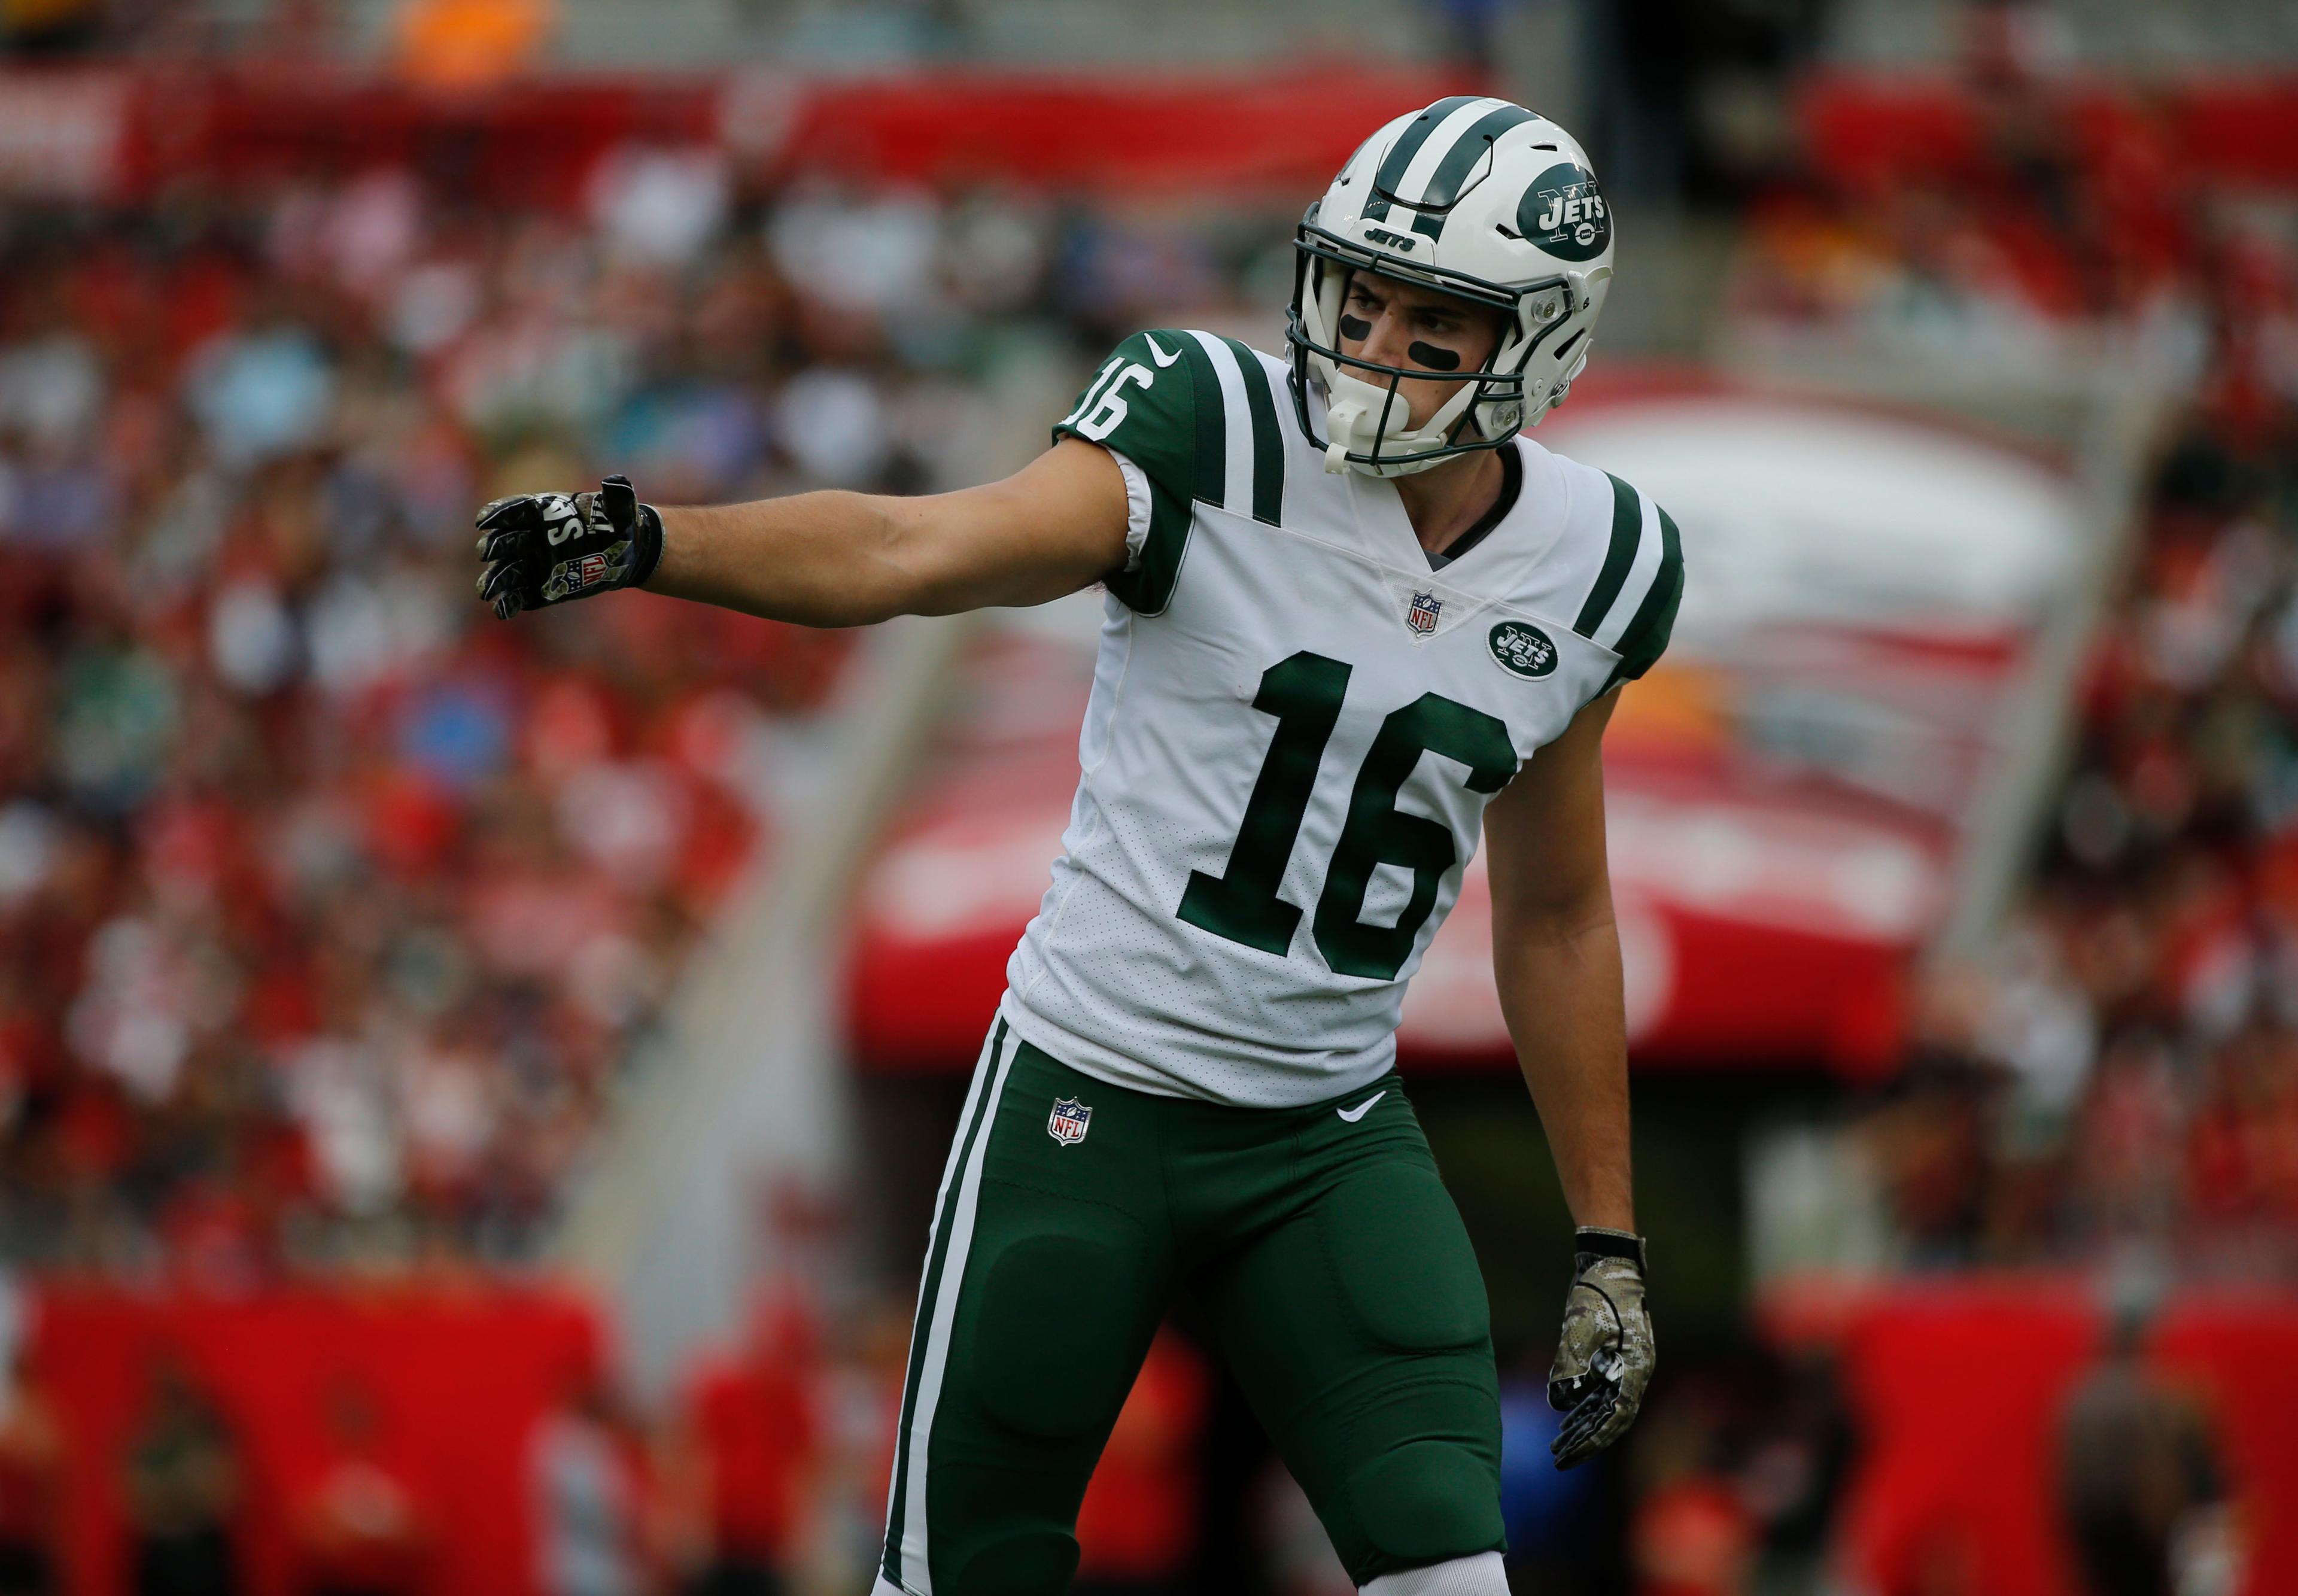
left=1180, top=334, right=1226, bottom=507
left=1618, top=506, right=1684, bottom=660
left=1602, top=507, right=1685, bottom=691
left=1187, top=330, right=1254, bottom=516
left=1595, top=489, right=1664, bottom=650
left=1412, top=104, right=1540, bottom=240
left=1573, top=473, right=1644, bottom=639
left=883, top=1019, right=1010, bottom=1588
left=1360, top=95, right=1483, bottom=223
left=1225, top=339, right=1286, bottom=525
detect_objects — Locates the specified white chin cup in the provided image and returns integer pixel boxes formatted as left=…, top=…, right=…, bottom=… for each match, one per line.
left=1317, top=366, right=1459, bottom=478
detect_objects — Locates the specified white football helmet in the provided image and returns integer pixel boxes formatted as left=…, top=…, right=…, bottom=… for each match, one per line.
left=1287, top=95, right=1616, bottom=478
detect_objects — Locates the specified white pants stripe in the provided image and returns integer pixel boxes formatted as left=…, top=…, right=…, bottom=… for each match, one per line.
left=880, top=1020, right=1020, bottom=1595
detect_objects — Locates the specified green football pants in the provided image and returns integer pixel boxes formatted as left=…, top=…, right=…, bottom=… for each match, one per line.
left=877, top=1017, right=1505, bottom=1596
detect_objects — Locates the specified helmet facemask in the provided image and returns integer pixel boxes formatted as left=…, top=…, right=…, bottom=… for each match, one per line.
left=1286, top=209, right=1608, bottom=479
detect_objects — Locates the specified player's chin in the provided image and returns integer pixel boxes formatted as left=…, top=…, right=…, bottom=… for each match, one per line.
left=1400, top=381, right=1470, bottom=432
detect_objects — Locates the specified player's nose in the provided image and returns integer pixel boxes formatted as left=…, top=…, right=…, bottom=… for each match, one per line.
left=1357, top=308, right=1414, bottom=370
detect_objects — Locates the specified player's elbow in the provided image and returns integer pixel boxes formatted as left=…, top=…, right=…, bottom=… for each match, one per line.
left=1492, top=873, right=1617, bottom=954
left=830, top=493, right=951, bottom=625
left=876, top=482, right=1063, bottom=618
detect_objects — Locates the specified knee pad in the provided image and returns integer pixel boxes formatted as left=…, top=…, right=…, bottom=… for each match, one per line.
left=1360, top=1550, right=1509, bottom=1596
left=1317, top=1166, right=1490, bottom=1352
left=1349, top=1432, right=1505, bottom=1568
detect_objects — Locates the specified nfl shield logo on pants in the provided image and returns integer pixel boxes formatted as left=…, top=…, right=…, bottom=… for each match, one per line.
left=1047, top=1096, right=1091, bottom=1147
left=1408, top=591, right=1442, bottom=635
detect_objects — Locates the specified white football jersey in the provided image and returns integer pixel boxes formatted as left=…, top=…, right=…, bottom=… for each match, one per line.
left=999, top=329, right=1683, bottom=1107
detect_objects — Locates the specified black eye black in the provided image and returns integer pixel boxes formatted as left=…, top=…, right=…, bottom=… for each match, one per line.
left=1338, top=314, right=1373, bottom=340
left=1408, top=341, right=1461, bottom=371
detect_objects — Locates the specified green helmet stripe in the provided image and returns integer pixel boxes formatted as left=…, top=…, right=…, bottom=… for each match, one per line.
left=1360, top=95, right=1484, bottom=224
left=1411, top=104, right=1540, bottom=241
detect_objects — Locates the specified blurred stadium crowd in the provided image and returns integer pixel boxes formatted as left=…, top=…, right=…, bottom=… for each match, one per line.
left=0, top=155, right=1309, bottom=1595
left=1731, top=69, right=2298, bottom=1278
left=0, top=164, right=1038, bottom=1273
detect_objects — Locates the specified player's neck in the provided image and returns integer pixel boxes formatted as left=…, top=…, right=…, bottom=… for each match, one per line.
left=1393, top=445, right=1506, bottom=562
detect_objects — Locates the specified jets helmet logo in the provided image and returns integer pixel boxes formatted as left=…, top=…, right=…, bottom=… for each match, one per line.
left=1407, top=591, right=1442, bottom=635
left=1518, top=163, right=1610, bottom=262
left=1047, top=1096, right=1092, bottom=1146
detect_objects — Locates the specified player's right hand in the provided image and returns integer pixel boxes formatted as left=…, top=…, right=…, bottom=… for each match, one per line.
left=473, top=474, right=664, bottom=620
left=1548, top=1227, right=1655, bottom=1469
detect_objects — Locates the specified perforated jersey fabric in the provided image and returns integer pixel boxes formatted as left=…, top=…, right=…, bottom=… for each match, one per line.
left=1001, top=330, right=1683, bottom=1108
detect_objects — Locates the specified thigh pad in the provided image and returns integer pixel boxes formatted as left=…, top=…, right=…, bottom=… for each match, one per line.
left=1316, top=1162, right=1491, bottom=1352
left=966, top=1214, right=1154, bottom=1439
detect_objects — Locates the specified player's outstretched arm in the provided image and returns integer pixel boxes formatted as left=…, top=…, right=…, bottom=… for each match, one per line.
left=473, top=439, right=1132, bottom=627
left=1483, top=687, right=1655, bottom=1468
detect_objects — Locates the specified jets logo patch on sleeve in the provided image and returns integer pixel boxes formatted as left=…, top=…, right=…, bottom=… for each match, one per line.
left=1488, top=620, right=1558, bottom=678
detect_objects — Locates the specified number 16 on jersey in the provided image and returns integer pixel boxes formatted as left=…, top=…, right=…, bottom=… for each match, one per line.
left=1177, top=649, right=1516, bottom=981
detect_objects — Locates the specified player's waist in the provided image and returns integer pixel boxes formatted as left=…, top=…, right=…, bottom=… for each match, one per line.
left=996, top=987, right=1399, bottom=1111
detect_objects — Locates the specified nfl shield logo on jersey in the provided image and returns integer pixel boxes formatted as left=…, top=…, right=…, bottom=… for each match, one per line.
left=1407, top=591, right=1442, bottom=635
left=1047, top=1096, right=1092, bottom=1147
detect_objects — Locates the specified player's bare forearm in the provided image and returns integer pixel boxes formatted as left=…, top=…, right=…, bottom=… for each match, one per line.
left=647, top=491, right=934, bottom=627
left=1495, top=907, right=1636, bottom=1232
left=1483, top=688, right=1636, bottom=1233
left=646, top=439, right=1132, bottom=627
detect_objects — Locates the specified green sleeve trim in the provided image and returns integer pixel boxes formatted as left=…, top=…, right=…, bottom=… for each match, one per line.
left=1573, top=472, right=1643, bottom=641
left=1051, top=329, right=1207, bottom=615
left=1102, top=478, right=1194, bottom=615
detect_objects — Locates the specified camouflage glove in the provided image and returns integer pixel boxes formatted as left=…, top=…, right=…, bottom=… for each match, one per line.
left=473, top=475, right=664, bottom=619
left=1547, top=1227, right=1654, bottom=1469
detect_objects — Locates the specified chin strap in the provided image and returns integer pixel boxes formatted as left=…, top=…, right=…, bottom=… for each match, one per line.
left=1323, top=397, right=1369, bottom=473
left=1317, top=369, right=1478, bottom=478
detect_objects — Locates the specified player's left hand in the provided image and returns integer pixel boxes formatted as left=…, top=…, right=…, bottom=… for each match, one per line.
left=1547, top=1227, right=1654, bottom=1469
left=473, top=474, right=664, bottom=619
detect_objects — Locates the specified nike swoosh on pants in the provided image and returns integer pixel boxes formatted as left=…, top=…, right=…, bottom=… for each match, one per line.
left=1337, top=1090, right=1387, bottom=1123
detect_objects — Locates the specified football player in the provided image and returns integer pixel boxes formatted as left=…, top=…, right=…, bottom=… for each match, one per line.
left=476, top=96, right=1676, bottom=1596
